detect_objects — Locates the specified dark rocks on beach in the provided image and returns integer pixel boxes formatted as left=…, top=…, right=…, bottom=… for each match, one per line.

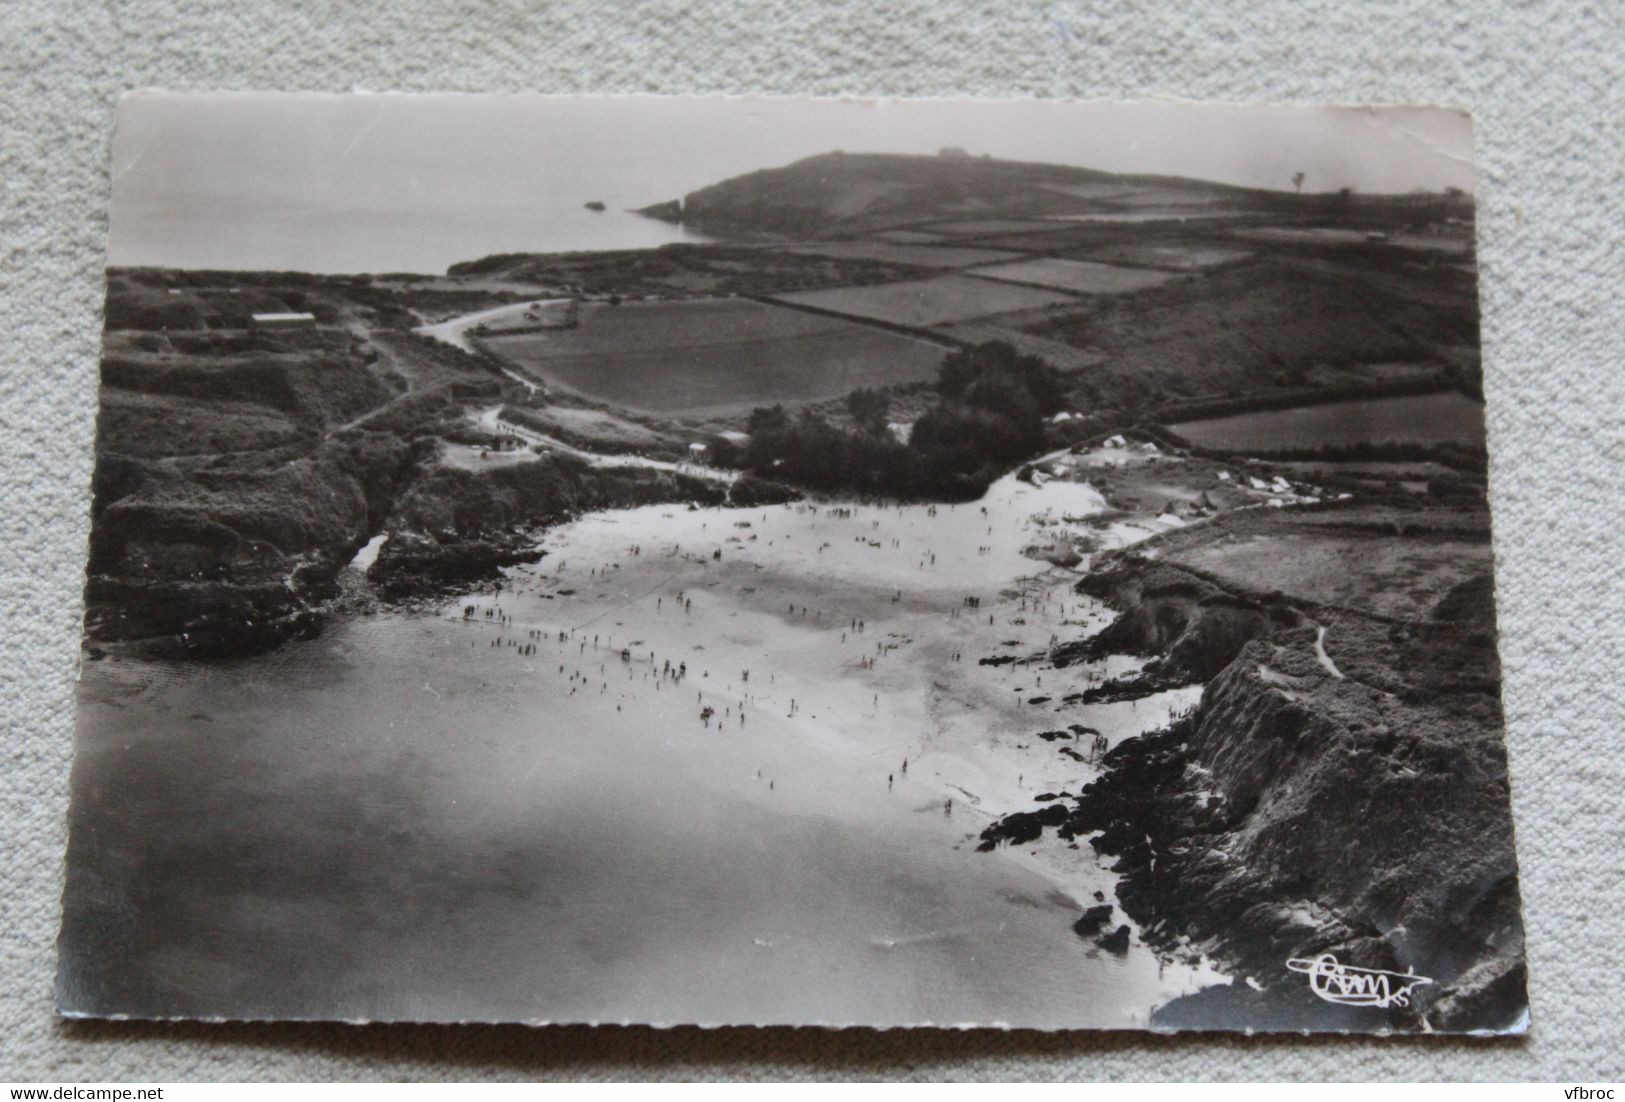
left=975, top=801, right=1069, bottom=851
left=1097, top=924, right=1132, bottom=955
left=1072, top=904, right=1114, bottom=938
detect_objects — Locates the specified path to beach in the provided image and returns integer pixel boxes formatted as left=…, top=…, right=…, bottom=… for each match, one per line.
left=458, top=405, right=737, bottom=484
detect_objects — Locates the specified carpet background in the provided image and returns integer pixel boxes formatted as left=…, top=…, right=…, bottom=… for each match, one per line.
left=3, top=0, right=1621, bottom=1081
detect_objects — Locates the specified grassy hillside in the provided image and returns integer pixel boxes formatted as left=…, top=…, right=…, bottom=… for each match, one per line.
left=642, top=151, right=1260, bottom=238
left=639, top=150, right=1472, bottom=241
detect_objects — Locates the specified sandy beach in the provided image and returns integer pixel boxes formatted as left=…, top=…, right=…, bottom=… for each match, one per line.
left=64, top=463, right=1225, bottom=1026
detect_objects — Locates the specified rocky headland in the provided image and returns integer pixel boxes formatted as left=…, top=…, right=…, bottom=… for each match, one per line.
left=980, top=504, right=1525, bottom=1033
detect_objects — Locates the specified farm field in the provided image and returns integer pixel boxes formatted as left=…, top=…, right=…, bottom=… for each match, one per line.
left=1230, top=226, right=1474, bottom=254
left=1072, top=242, right=1253, bottom=272
left=919, top=218, right=1062, bottom=237
left=1044, top=210, right=1252, bottom=224
left=1036, top=182, right=1140, bottom=201
left=1106, top=188, right=1237, bottom=208
left=1270, top=459, right=1459, bottom=481
left=969, top=226, right=1131, bottom=252
left=1175, top=528, right=1493, bottom=620
left=1168, top=391, right=1487, bottom=451
left=509, top=404, right=674, bottom=450
left=776, top=242, right=1027, bottom=268
left=479, top=297, right=945, bottom=414
left=968, top=257, right=1180, bottom=295
left=876, top=229, right=947, bottom=244
left=772, top=274, right=1076, bottom=328
left=1023, top=259, right=1481, bottom=405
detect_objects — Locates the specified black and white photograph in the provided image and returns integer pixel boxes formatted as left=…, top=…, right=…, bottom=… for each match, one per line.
left=56, top=93, right=1527, bottom=1035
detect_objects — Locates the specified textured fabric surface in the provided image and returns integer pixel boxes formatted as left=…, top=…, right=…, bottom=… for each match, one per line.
left=3, top=0, right=1621, bottom=1081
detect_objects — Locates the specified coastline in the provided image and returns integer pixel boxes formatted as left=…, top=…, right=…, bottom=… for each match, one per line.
left=64, top=451, right=1238, bottom=1026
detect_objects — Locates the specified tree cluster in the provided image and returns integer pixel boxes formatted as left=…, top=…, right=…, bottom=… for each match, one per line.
left=731, top=341, right=1066, bottom=499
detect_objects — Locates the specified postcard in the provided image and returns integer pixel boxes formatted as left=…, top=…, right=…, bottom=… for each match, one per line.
left=58, top=93, right=1525, bottom=1033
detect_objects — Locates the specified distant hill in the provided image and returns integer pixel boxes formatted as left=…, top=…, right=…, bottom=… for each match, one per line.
left=637, top=151, right=1296, bottom=239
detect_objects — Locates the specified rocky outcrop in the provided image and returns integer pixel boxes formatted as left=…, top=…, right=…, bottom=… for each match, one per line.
left=370, top=454, right=730, bottom=600
left=1054, top=561, right=1303, bottom=696
left=84, top=433, right=419, bottom=658
left=981, top=564, right=1526, bottom=1033
left=635, top=199, right=683, bottom=224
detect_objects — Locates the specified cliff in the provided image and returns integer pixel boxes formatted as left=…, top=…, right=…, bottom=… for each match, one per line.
left=982, top=558, right=1526, bottom=1032
left=84, top=432, right=420, bottom=657
left=370, top=455, right=732, bottom=599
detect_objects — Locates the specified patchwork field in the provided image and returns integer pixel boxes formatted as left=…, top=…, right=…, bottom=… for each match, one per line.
left=968, top=258, right=1180, bottom=295
left=1168, top=391, right=1487, bottom=451
left=1025, top=260, right=1482, bottom=405
left=772, top=275, right=1076, bottom=328
left=777, top=242, right=1027, bottom=268
left=479, top=297, right=945, bottom=414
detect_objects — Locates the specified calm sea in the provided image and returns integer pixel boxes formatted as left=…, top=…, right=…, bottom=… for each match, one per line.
left=107, top=195, right=708, bottom=276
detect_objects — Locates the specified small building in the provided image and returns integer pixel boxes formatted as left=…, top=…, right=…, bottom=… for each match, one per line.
left=250, top=312, right=316, bottom=330
left=687, top=442, right=709, bottom=461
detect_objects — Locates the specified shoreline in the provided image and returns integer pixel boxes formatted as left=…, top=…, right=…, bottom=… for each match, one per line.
left=419, top=456, right=1239, bottom=1005
left=73, top=436, right=1347, bottom=1023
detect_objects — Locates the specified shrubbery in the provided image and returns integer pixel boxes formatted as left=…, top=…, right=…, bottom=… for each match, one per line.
left=734, top=341, right=1064, bottom=499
